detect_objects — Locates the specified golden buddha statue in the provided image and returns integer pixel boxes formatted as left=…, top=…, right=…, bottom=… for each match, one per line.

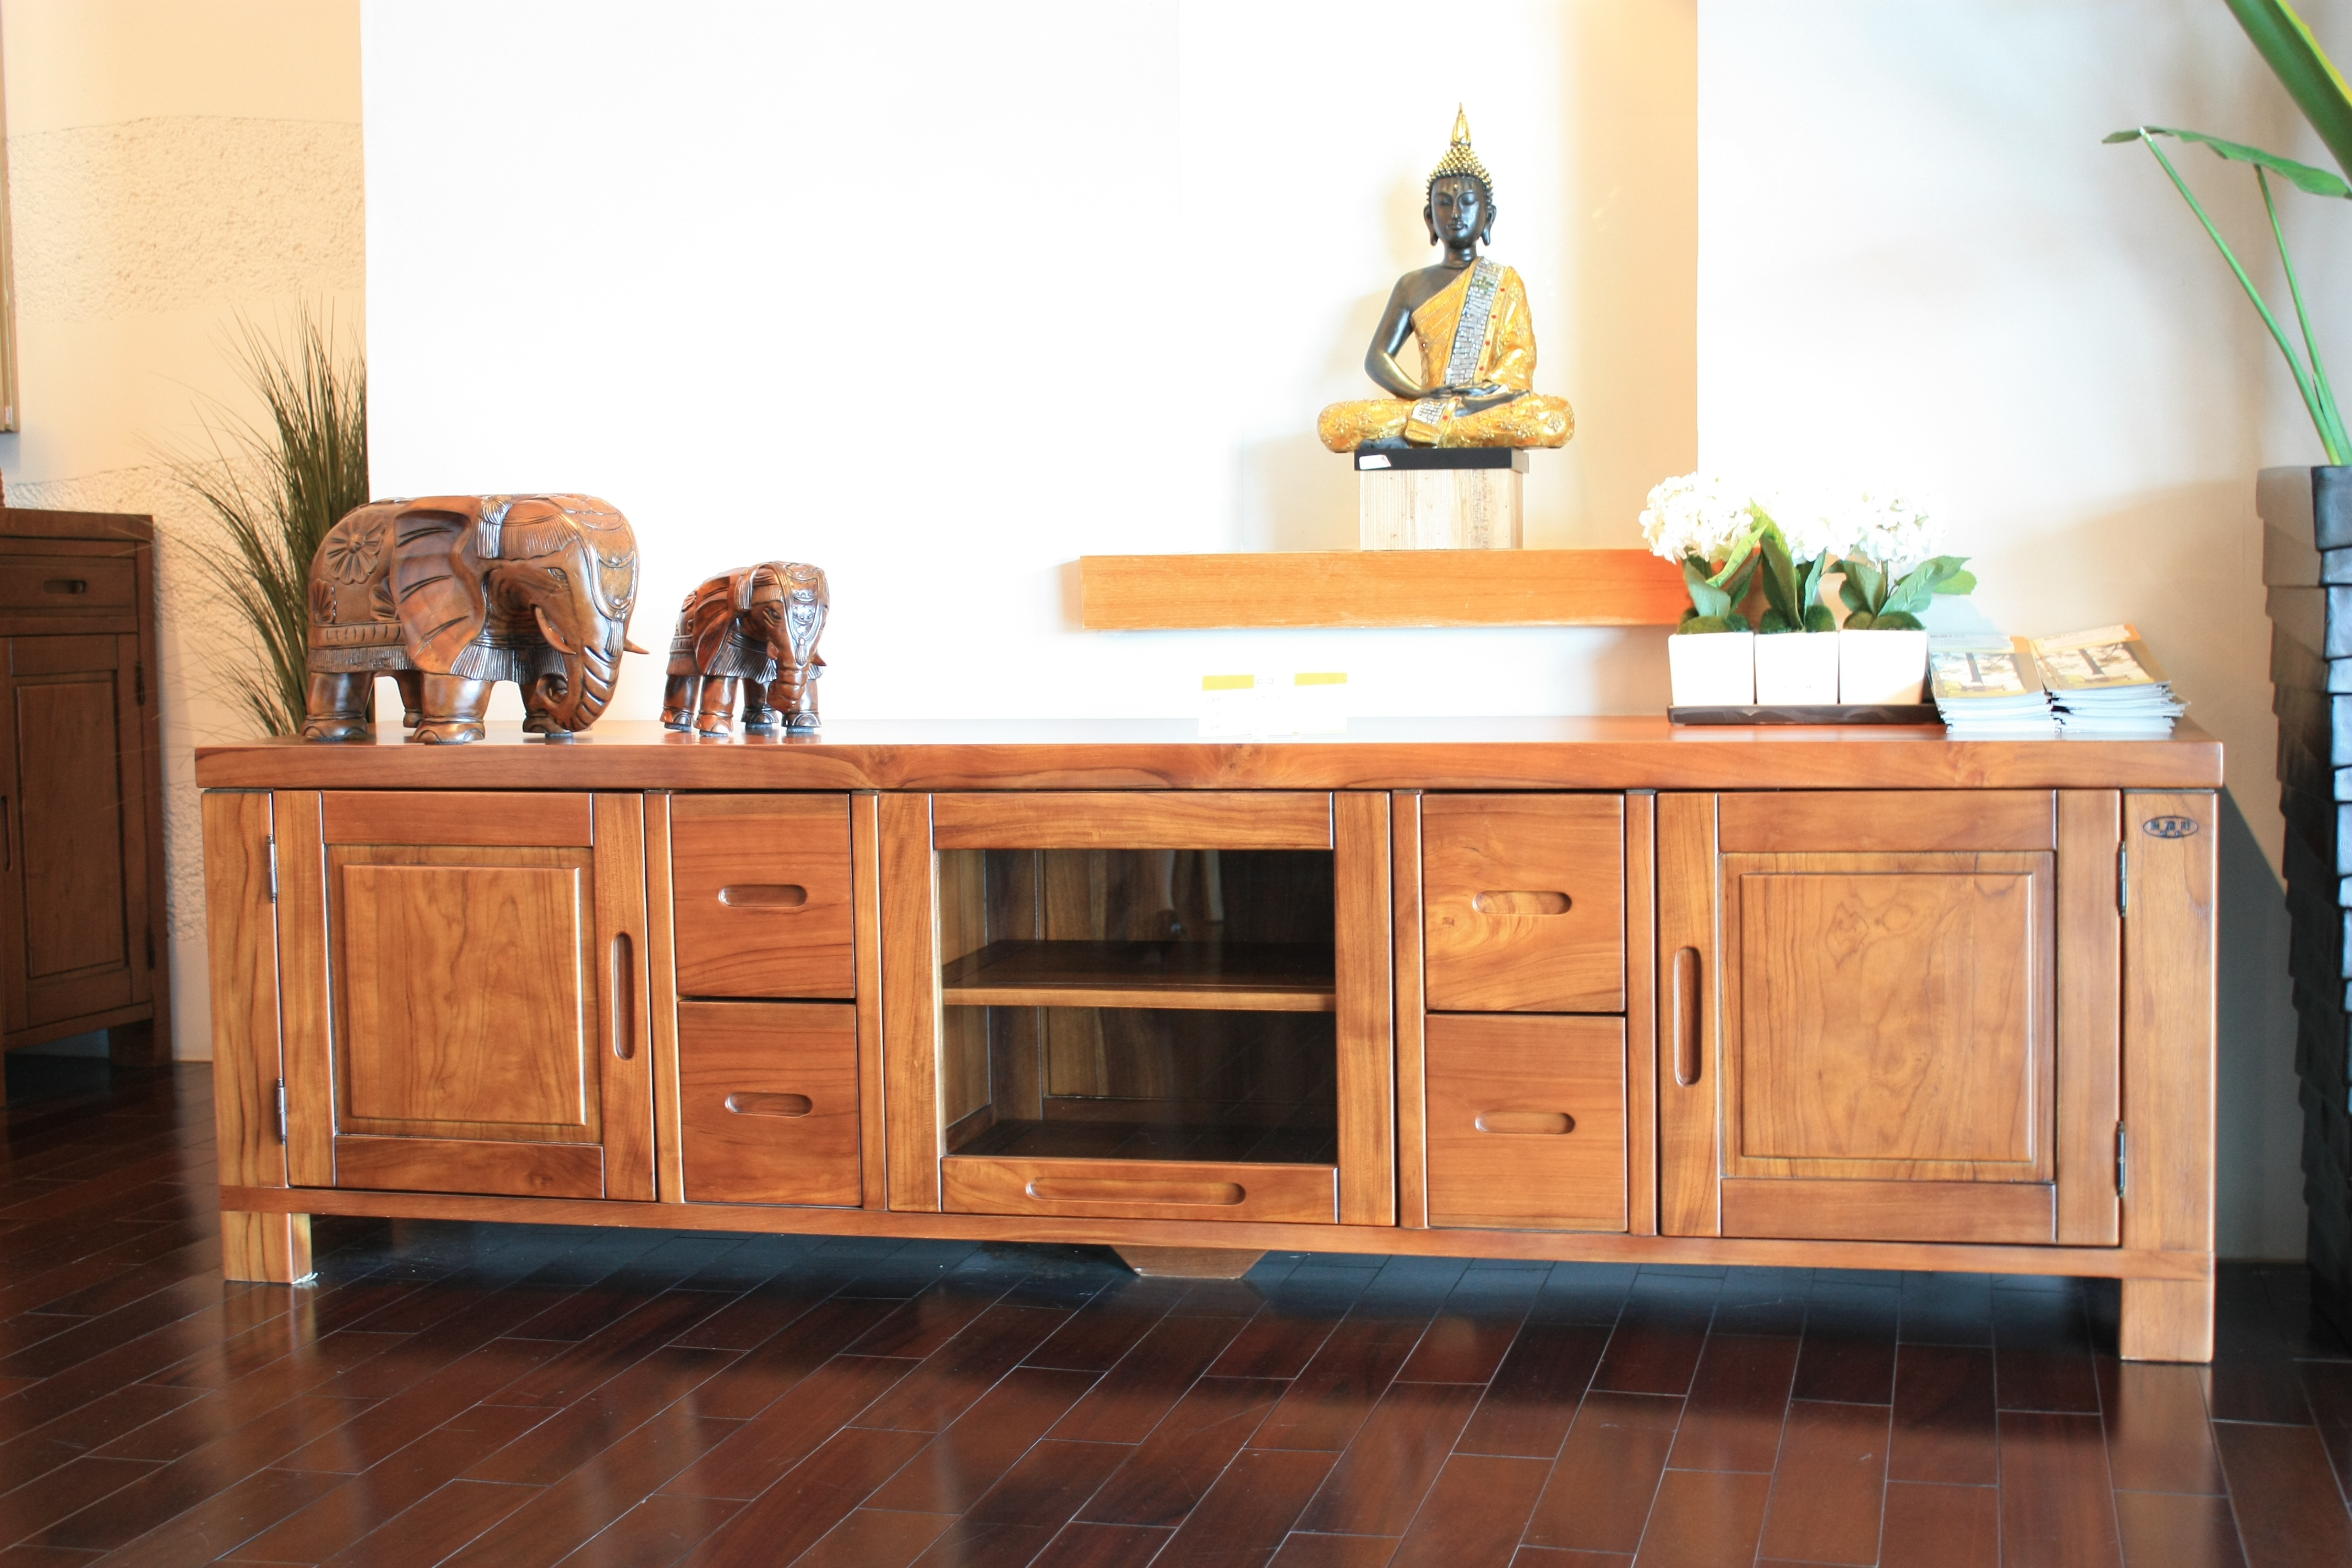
left=1317, top=110, right=1575, bottom=453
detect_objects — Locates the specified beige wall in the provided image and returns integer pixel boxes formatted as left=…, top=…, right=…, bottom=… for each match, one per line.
left=0, top=0, right=363, bottom=1062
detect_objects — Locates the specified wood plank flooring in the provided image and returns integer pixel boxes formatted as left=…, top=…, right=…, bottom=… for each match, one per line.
left=2, top=1057, right=2349, bottom=1566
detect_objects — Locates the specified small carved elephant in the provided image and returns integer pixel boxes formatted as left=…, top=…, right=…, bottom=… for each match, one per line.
left=660, top=562, right=828, bottom=737
left=303, top=494, right=645, bottom=744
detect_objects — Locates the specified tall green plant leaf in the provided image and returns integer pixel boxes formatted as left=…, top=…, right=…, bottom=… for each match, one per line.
left=164, top=311, right=369, bottom=736
left=2226, top=0, right=2352, bottom=182
left=2101, top=124, right=2350, bottom=195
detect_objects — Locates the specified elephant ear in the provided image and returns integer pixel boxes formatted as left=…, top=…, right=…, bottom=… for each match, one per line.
left=389, top=500, right=488, bottom=673
left=687, top=572, right=750, bottom=671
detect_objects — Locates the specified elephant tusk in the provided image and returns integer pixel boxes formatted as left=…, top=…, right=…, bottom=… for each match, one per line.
left=532, top=604, right=579, bottom=655
left=623, top=638, right=651, bottom=656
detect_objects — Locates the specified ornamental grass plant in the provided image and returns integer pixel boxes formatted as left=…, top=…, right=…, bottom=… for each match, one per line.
left=167, top=312, right=368, bottom=737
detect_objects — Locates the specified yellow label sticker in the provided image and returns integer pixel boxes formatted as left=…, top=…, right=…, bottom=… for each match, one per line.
left=1201, top=674, right=1255, bottom=690
left=1294, top=672, right=1347, bottom=687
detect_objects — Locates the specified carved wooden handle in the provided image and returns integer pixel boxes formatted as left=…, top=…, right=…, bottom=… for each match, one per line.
left=1, top=796, right=9, bottom=870
left=719, top=884, right=808, bottom=908
left=611, top=932, right=635, bottom=1060
left=1027, top=1176, right=1246, bottom=1206
left=1474, top=1110, right=1575, bottom=1135
left=726, top=1091, right=812, bottom=1117
left=41, top=578, right=87, bottom=596
left=1471, top=890, right=1571, bottom=915
left=1673, top=945, right=1701, bottom=1087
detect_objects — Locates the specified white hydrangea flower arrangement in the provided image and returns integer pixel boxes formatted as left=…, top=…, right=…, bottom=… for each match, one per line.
left=1642, top=475, right=1975, bottom=634
left=1640, top=473, right=1768, bottom=634
left=1828, top=488, right=1974, bottom=631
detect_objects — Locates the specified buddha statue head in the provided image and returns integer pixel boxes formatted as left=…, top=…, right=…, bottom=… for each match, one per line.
left=1425, top=107, right=1496, bottom=251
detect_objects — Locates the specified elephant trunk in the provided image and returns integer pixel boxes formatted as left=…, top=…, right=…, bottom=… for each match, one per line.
left=535, top=638, right=619, bottom=732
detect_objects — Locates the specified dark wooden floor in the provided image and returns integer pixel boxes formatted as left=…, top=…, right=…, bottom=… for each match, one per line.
left=4, top=1063, right=2352, bottom=1568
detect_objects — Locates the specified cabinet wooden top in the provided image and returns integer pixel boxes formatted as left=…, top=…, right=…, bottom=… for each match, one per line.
left=193, top=717, right=2223, bottom=793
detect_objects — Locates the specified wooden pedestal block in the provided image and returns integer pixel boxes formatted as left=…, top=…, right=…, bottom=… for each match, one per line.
left=1361, top=467, right=1523, bottom=550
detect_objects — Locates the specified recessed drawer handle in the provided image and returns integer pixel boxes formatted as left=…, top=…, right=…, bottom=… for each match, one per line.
left=725, top=1091, right=812, bottom=1117
left=1027, top=1177, right=1245, bottom=1206
left=1472, top=890, right=1571, bottom=916
left=43, top=578, right=89, bottom=595
left=719, top=884, right=808, bottom=908
left=1673, top=946, right=1702, bottom=1087
left=1474, top=1110, right=1575, bottom=1135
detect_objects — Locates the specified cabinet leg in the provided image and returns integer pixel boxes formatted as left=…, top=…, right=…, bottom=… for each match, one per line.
left=2119, top=1276, right=2214, bottom=1362
left=1113, top=1246, right=1264, bottom=1280
left=222, top=1211, right=313, bottom=1284
left=108, top=1018, right=164, bottom=1069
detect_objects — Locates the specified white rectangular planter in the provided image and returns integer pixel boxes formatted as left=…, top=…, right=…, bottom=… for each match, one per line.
left=1667, top=630, right=1755, bottom=706
left=1754, top=631, right=1840, bottom=705
left=1837, top=628, right=1929, bottom=704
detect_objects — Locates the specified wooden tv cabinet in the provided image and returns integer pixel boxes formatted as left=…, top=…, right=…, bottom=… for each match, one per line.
left=195, top=717, right=2221, bottom=1360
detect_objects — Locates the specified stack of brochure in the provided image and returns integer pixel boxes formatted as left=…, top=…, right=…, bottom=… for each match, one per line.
left=2030, top=625, right=2187, bottom=739
left=1929, top=636, right=2058, bottom=738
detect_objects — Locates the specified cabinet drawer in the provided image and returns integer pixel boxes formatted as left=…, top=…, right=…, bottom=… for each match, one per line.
left=1423, top=794, right=1624, bottom=1011
left=0, top=558, right=135, bottom=611
left=941, top=1155, right=1336, bottom=1223
left=678, top=1001, right=861, bottom=1205
left=670, top=794, right=853, bottom=998
left=1425, top=1014, right=1625, bottom=1230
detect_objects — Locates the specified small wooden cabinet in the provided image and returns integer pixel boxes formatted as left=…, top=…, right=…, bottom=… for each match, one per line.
left=0, top=508, right=168, bottom=1098
left=198, top=722, right=2220, bottom=1359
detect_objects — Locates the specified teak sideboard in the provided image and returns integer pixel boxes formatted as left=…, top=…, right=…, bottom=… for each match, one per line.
left=194, top=718, right=2222, bottom=1360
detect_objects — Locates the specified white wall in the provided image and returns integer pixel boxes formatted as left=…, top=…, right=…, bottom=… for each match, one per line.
left=0, top=0, right=363, bottom=1065
left=363, top=0, right=2320, bottom=1256
left=360, top=0, right=1695, bottom=729
left=1697, top=0, right=2328, bottom=1257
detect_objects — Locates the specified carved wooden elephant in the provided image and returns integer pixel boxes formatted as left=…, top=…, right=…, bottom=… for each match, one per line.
left=660, top=562, right=828, bottom=737
left=302, top=494, right=645, bottom=744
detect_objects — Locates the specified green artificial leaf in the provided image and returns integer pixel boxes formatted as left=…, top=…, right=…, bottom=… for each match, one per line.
left=1838, top=556, right=1887, bottom=616
left=2226, top=0, right=2352, bottom=184
left=1882, top=555, right=1974, bottom=617
left=1937, top=568, right=1977, bottom=596
left=1681, top=557, right=1732, bottom=620
left=1755, top=529, right=1801, bottom=634
left=1803, top=603, right=1837, bottom=633
left=2114, top=124, right=2352, bottom=196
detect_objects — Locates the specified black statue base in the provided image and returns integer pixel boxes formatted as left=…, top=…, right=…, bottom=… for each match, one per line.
left=1353, top=447, right=1529, bottom=473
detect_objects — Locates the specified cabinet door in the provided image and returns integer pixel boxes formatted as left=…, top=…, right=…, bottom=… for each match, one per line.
left=0, top=634, right=153, bottom=1036
left=885, top=790, right=1395, bottom=1226
left=1660, top=791, right=2115, bottom=1246
left=277, top=791, right=655, bottom=1200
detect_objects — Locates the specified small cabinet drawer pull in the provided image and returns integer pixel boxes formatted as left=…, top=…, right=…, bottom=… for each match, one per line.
left=1027, top=1176, right=1246, bottom=1206
left=1672, top=946, right=1702, bottom=1087
left=718, top=884, right=808, bottom=908
left=42, top=578, right=88, bottom=595
left=726, top=1091, right=812, bottom=1117
left=1471, top=889, right=1571, bottom=916
left=1474, top=1110, right=1574, bottom=1136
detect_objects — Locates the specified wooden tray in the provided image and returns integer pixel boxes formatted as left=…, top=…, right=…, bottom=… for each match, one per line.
left=1668, top=704, right=1940, bottom=726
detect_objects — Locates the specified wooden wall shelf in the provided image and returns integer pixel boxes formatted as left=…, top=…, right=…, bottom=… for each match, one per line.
left=1077, top=547, right=1686, bottom=630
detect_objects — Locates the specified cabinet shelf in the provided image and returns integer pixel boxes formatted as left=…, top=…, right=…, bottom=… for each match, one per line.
left=939, top=939, right=1337, bottom=1012
left=1076, top=547, right=1687, bottom=630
